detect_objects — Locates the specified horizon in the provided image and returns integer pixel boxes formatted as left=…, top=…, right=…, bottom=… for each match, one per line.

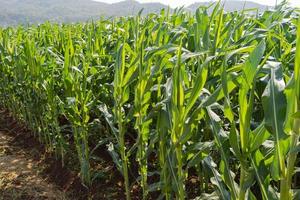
left=93, top=0, right=300, bottom=8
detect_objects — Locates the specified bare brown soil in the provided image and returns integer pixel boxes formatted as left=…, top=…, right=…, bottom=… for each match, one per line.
left=0, top=130, right=68, bottom=200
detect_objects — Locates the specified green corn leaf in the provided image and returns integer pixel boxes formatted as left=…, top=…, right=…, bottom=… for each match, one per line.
left=262, top=63, right=289, bottom=180
left=250, top=123, right=271, bottom=152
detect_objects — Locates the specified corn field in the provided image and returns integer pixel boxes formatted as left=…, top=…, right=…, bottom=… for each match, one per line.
left=0, top=2, right=300, bottom=199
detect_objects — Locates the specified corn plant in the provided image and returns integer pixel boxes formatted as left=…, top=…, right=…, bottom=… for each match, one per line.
left=0, top=2, right=299, bottom=200
left=113, top=41, right=137, bottom=200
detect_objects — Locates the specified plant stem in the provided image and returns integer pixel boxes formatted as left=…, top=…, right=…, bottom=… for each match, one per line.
left=280, top=119, right=300, bottom=200
left=176, top=145, right=185, bottom=200
left=137, top=116, right=148, bottom=199
left=239, top=166, right=246, bottom=200
left=119, top=112, right=131, bottom=200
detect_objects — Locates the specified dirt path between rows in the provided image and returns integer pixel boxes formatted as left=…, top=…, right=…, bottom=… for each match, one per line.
left=0, top=131, right=68, bottom=200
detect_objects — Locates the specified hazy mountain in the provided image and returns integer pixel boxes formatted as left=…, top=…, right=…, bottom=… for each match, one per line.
left=0, top=0, right=169, bottom=26
left=0, top=0, right=270, bottom=26
left=187, top=1, right=270, bottom=12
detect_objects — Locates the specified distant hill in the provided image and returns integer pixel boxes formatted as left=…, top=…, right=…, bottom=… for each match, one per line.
left=187, top=1, right=270, bottom=13
left=0, top=0, right=270, bottom=26
left=0, top=0, right=169, bottom=26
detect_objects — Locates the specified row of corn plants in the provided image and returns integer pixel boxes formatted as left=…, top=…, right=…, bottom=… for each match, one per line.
left=0, top=2, right=299, bottom=199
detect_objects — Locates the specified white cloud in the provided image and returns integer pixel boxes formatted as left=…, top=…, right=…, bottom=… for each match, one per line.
left=93, top=0, right=300, bottom=8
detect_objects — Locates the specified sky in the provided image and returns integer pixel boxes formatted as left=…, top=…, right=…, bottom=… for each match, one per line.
left=94, top=0, right=300, bottom=8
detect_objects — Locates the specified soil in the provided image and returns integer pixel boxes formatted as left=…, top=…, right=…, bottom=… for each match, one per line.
left=0, top=130, right=67, bottom=200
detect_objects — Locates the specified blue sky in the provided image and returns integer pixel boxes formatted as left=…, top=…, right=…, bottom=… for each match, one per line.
left=93, top=0, right=300, bottom=8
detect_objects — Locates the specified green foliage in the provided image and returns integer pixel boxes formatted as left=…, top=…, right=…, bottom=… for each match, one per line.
left=0, top=2, right=299, bottom=200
